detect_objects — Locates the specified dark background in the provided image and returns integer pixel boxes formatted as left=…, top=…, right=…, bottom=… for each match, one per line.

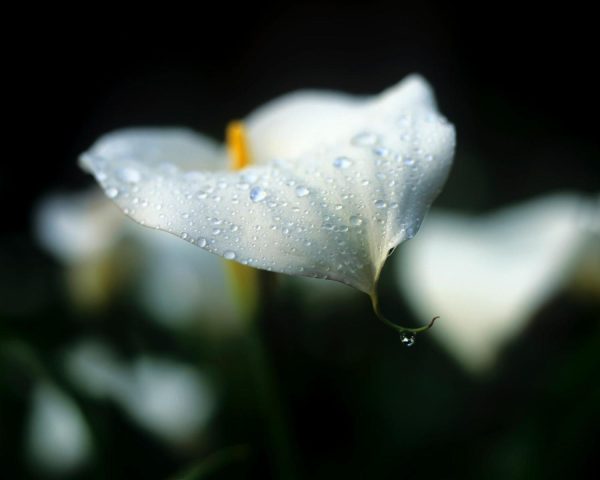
left=2, top=2, right=599, bottom=479
left=7, top=1, right=599, bottom=229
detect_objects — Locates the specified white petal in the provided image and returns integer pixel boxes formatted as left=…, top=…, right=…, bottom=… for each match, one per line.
left=64, top=341, right=216, bottom=445
left=63, top=339, right=128, bottom=399
left=80, top=127, right=226, bottom=172
left=246, top=74, right=436, bottom=161
left=35, top=191, right=122, bottom=264
left=119, top=357, right=216, bottom=444
left=27, top=383, right=92, bottom=475
left=397, top=193, right=598, bottom=371
left=82, top=76, right=454, bottom=293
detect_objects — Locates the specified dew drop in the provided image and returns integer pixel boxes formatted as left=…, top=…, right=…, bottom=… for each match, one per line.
left=373, top=146, right=390, bottom=157
left=117, top=167, right=141, bottom=184
left=197, top=237, right=207, bottom=247
left=374, top=200, right=387, bottom=209
left=400, top=332, right=415, bottom=347
left=295, top=186, right=310, bottom=197
left=250, top=186, right=268, bottom=202
left=224, top=250, right=236, bottom=260
left=350, top=215, right=363, bottom=226
left=333, top=156, right=353, bottom=169
left=106, top=187, right=119, bottom=198
left=181, top=232, right=189, bottom=240
left=352, top=131, right=378, bottom=146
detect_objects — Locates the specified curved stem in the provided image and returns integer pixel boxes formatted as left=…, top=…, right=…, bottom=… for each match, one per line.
left=369, top=289, right=438, bottom=335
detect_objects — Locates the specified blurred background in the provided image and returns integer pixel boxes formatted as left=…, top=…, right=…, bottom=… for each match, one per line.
left=2, top=2, right=599, bottom=479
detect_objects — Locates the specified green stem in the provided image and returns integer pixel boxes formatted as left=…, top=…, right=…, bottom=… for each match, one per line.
left=233, top=268, right=297, bottom=480
left=369, top=288, right=438, bottom=336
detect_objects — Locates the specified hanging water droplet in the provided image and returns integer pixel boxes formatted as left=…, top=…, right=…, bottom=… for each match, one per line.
left=106, top=187, right=119, bottom=198
left=250, top=186, right=268, bottom=202
left=295, top=186, right=310, bottom=197
left=400, top=332, right=415, bottom=347
left=224, top=250, right=236, bottom=260
left=333, top=156, right=353, bottom=169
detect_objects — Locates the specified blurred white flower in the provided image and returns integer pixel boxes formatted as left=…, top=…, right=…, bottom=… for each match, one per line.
left=26, top=382, right=92, bottom=475
left=80, top=75, right=455, bottom=295
left=64, top=339, right=216, bottom=445
left=398, top=192, right=600, bottom=372
left=119, top=357, right=216, bottom=445
left=36, top=190, right=240, bottom=330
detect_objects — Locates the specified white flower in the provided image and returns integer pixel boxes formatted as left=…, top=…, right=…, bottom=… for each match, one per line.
left=63, top=340, right=216, bottom=445
left=397, top=192, right=600, bottom=371
left=26, top=382, right=92, bottom=475
left=80, top=75, right=455, bottom=296
left=36, top=190, right=240, bottom=329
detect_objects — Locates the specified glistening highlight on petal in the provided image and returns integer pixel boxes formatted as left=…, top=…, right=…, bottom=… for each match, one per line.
left=80, top=75, right=455, bottom=294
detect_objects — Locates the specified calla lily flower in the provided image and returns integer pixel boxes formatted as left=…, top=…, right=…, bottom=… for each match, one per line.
left=80, top=75, right=455, bottom=306
left=397, top=192, right=600, bottom=371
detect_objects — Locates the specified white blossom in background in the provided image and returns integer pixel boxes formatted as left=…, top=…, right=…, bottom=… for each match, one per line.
left=63, top=340, right=216, bottom=445
left=26, top=382, right=92, bottom=475
left=35, top=191, right=240, bottom=330
left=80, top=75, right=455, bottom=295
left=397, top=192, right=600, bottom=372
left=119, top=357, right=216, bottom=445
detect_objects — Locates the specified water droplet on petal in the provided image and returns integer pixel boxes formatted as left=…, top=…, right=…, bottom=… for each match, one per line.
left=250, top=186, right=268, bottom=202
left=106, top=187, right=119, bottom=198
left=352, top=131, right=378, bottom=146
left=117, top=167, right=141, bottom=183
left=373, top=146, right=390, bottom=157
left=295, top=186, right=310, bottom=197
left=333, top=156, right=353, bottom=169
left=374, top=200, right=387, bottom=209
left=197, top=237, right=207, bottom=247
left=224, top=250, right=236, bottom=260
left=350, top=215, right=363, bottom=226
